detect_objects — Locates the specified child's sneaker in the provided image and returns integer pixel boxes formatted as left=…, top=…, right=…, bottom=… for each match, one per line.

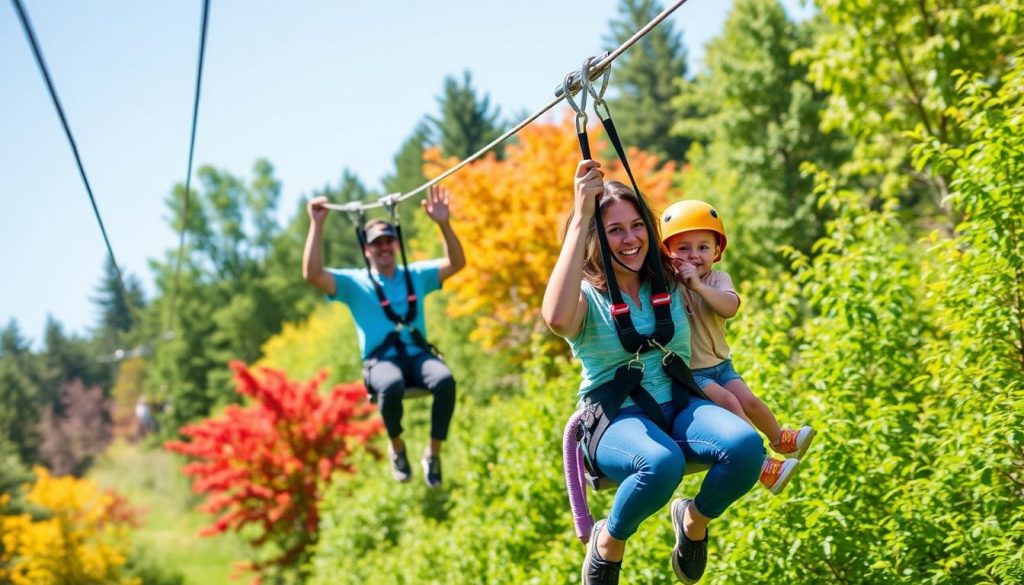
left=771, top=425, right=816, bottom=460
left=759, top=457, right=799, bottom=495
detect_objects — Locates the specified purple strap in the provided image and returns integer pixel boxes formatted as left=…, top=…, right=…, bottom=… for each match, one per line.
left=563, top=409, right=594, bottom=543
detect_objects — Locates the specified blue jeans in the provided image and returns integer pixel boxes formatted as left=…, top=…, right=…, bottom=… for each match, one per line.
left=595, top=399, right=763, bottom=540
left=691, top=358, right=744, bottom=390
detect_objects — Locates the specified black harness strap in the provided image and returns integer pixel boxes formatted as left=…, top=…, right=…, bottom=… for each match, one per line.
left=563, top=60, right=707, bottom=487
left=569, top=79, right=673, bottom=355
left=354, top=221, right=418, bottom=326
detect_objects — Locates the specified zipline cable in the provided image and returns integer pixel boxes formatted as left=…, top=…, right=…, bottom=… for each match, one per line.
left=10, top=0, right=135, bottom=313
left=324, top=0, right=691, bottom=214
left=166, top=0, right=212, bottom=332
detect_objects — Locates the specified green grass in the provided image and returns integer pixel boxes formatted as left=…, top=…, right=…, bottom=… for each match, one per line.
left=90, top=440, right=249, bottom=585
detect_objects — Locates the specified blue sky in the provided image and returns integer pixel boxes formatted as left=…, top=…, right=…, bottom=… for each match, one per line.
left=1, top=0, right=811, bottom=346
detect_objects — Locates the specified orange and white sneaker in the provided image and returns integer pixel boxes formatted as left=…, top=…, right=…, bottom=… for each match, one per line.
left=759, top=457, right=799, bottom=495
left=771, top=425, right=816, bottom=460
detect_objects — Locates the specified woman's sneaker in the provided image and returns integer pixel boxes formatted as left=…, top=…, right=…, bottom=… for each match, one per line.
left=581, top=519, right=621, bottom=585
left=670, top=498, right=707, bottom=584
left=389, top=446, right=411, bottom=483
left=771, top=425, right=816, bottom=460
left=759, top=457, right=799, bottom=495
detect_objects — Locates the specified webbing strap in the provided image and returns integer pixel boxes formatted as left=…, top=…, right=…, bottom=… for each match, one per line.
left=595, top=108, right=675, bottom=349
left=354, top=223, right=417, bottom=326
left=573, top=122, right=673, bottom=353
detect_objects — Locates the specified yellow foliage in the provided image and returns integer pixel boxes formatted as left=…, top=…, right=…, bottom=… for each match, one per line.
left=0, top=467, right=139, bottom=585
left=426, top=114, right=678, bottom=357
left=258, top=303, right=362, bottom=385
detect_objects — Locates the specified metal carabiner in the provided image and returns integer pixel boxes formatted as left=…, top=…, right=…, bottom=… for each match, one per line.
left=583, top=53, right=611, bottom=102
left=563, top=71, right=589, bottom=136
left=379, top=192, right=402, bottom=224
left=339, top=201, right=365, bottom=227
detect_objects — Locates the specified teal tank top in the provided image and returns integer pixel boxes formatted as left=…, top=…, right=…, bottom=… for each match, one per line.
left=567, top=280, right=692, bottom=407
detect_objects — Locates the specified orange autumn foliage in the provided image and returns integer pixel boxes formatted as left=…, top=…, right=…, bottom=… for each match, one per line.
left=0, top=468, right=139, bottom=585
left=426, top=113, right=677, bottom=357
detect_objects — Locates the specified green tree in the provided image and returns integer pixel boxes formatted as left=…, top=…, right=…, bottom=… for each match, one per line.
left=149, top=160, right=313, bottom=428
left=674, top=0, right=847, bottom=280
left=0, top=357, right=42, bottom=465
left=428, top=70, right=506, bottom=160
left=38, top=317, right=105, bottom=404
left=382, top=123, right=432, bottom=241
left=800, top=0, right=1022, bottom=224
left=91, top=256, right=145, bottom=352
left=604, top=0, right=691, bottom=162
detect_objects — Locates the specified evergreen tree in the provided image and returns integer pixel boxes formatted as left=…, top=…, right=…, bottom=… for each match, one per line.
left=604, top=0, right=691, bottom=162
left=381, top=124, right=431, bottom=242
left=673, top=0, right=847, bottom=280
left=0, top=357, right=42, bottom=464
left=428, top=71, right=506, bottom=160
left=382, top=123, right=430, bottom=196
left=150, top=160, right=320, bottom=428
left=91, top=256, right=144, bottom=351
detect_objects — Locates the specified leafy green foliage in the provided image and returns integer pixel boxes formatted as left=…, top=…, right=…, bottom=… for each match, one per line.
left=800, top=0, right=1022, bottom=220
left=675, top=0, right=846, bottom=280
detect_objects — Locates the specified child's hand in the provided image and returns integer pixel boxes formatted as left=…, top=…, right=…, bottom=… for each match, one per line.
left=672, top=259, right=701, bottom=290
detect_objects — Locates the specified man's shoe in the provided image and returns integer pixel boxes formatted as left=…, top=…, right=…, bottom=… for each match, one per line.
left=670, top=498, right=707, bottom=584
left=421, top=452, right=442, bottom=488
left=582, top=519, right=621, bottom=585
left=771, top=425, right=816, bottom=460
left=389, top=446, right=412, bottom=483
left=759, top=457, right=799, bottom=495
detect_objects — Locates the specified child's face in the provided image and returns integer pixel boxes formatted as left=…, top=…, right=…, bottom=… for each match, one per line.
left=665, top=230, right=719, bottom=276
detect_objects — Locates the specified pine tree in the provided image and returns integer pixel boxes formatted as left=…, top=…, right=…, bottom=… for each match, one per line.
left=428, top=71, right=505, bottom=160
left=91, top=256, right=144, bottom=351
left=604, top=0, right=691, bottom=162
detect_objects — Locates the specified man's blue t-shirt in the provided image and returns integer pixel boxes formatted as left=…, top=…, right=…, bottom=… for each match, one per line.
left=327, top=260, right=443, bottom=359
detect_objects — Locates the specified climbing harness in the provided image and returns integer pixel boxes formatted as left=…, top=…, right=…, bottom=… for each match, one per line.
left=560, top=57, right=709, bottom=543
left=340, top=198, right=441, bottom=402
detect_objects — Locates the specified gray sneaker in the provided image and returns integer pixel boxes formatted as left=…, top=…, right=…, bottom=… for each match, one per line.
left=421, top=453, right=442, bottom=488
left=389, top=447, right=411, bottom=483
left=582, top=519, right=621, bottom=585
left=670, top=498, right=707, bottom=584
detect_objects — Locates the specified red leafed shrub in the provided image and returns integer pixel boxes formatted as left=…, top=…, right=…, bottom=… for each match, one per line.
left=165, top=361, right=382, bottom=579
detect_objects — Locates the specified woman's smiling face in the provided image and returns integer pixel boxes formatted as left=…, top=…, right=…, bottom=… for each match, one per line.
left=603, top=199, right=648, bottom=274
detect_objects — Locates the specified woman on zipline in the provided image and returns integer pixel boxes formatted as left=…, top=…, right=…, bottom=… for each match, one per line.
left=543, top=161, right=763, bottom=584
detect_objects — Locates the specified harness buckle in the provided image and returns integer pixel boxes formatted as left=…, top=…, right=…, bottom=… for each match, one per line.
left=407, top=294, right=417, bottom=303
left=379, top=299, right=391, bottom=308
left=627, top=351, right=645, bottom=373
left=610, top=303, right=630, bottom=317
left=651, top=293, right=671, bottom=306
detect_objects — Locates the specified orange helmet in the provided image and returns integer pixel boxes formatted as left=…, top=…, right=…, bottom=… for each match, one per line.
left=660, top=200, right=728, bottom=262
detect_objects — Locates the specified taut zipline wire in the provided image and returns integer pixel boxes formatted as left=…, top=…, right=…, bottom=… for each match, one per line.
left=166, top=0, right=212, bottom=333
left=10, top=0, right=134, bottom=314
left=324, top=0, right=691, bottom=215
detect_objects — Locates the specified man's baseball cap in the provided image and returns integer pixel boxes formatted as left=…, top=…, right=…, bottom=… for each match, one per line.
left=364, top=221, right=397, bottom=243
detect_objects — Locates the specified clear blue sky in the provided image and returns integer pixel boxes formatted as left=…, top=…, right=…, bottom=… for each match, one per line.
left=1, top=0, right=811, bottom=346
